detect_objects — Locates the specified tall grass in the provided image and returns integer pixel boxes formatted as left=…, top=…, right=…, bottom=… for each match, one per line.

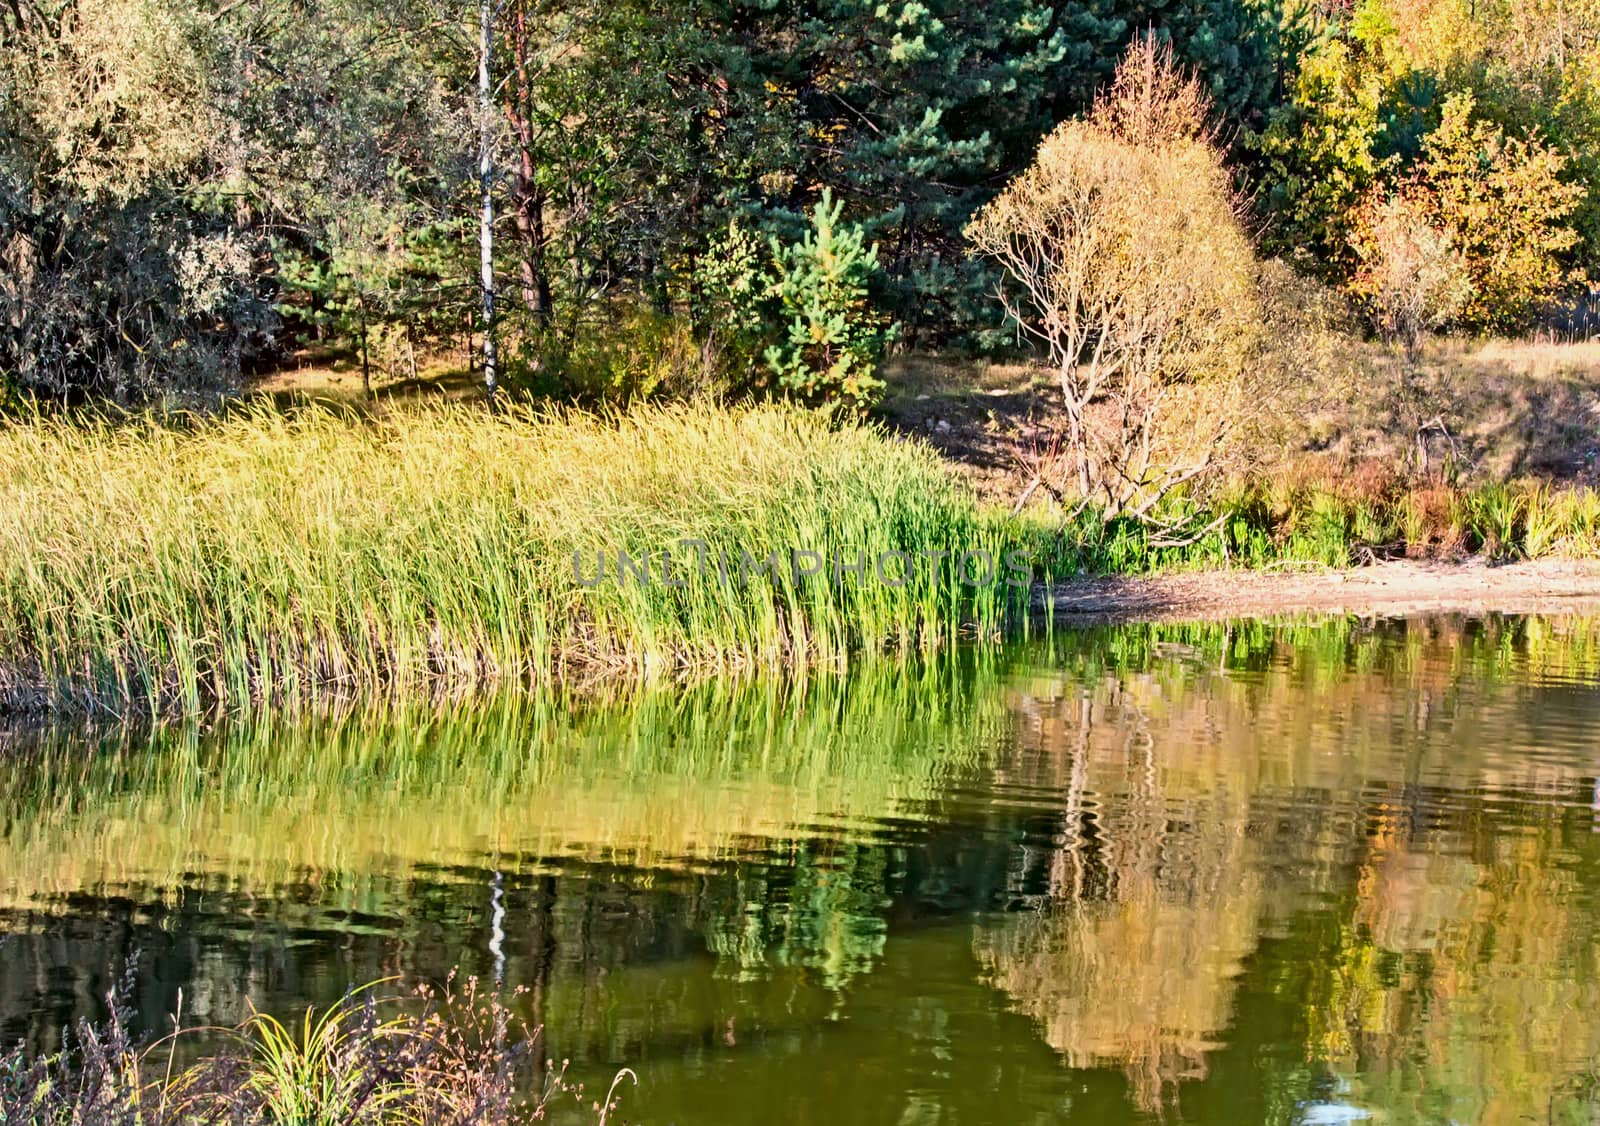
left=0, top=402, right=1030, bottom=716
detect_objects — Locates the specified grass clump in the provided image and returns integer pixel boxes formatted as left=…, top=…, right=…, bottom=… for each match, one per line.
left=0, top=976, right=624, bottom=1125
left=0, top=401, right=1029, bottom=717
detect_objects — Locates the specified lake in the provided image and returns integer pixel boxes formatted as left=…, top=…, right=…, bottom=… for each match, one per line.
left=4, top=614, right=1600, bottom=1124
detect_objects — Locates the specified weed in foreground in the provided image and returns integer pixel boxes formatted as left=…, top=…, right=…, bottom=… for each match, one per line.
left=0, top=974, right=630, bottom=1125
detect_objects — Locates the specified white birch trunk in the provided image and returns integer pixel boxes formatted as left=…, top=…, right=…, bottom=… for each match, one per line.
left=478, top=0, right=498, bottom=396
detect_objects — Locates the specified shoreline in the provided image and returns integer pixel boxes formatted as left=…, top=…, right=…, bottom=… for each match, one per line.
left=1039, top=558, right=1600, bottom=625
left=7, top=557, right=1600, bottom=723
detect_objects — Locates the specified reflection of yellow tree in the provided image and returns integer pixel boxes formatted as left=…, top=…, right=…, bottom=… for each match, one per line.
left=979, top=614, right=1600, bottom=1117
left=976, top=863, right=1261, bottom=1111
left=1311, top=809, right=1600, bottom=1126
left=974, top=672, right=1264, bottom=1112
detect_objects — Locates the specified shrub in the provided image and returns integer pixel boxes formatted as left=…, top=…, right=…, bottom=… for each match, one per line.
left=762, top=191, right=894, bottom=415
left=511, top=305, right=715, bottom=405
left=1413, top=92, right=1582, bottom=331
left=965, top=37, right=1263, bottom=522
left=0, top=0, right=263, bottom=403
left=694, top=218, right=771, bottom=378
left=1346, top=189, right=1471, bottom=360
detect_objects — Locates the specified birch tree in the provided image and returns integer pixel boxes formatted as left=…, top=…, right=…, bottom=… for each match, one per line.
left=478, top=0, right=498, bottom=396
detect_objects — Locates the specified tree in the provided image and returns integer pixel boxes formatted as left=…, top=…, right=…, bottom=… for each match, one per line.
left=695, top=192, right=893, bottom=414
left=1249, top=31, right=1394, bottom=274
left=1347, top=189, right=1471, bottom=361
left=781, top=0, right=1067, bottom=338
left=966, top=38, right=1262, bottom=520
left=0, top=0, right=475, bottom=403
left=1346, top=188, right=1471, bottom=471
left=0, top=0, right=256, bottom=401
left=1413, top=92, right=1581, bottom=329
left=479, top=0, right=498, bottom=395
left=762, top=191, right=894, bottom=415
left=1249, top=0, right=1600, bottom=304
left=231, top=0, right=468, bottom=389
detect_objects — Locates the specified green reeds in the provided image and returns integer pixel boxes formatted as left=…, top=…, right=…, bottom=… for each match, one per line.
left=0, top=402, right=1028, bottom=716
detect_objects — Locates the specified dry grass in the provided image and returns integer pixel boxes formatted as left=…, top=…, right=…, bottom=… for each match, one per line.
left=884, top=328, right=1600, bottom=518
left=1286, top=335, right=1600, bottom=482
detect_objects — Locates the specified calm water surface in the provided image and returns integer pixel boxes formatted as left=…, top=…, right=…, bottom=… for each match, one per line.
left=5, top=616, right=1600, bottom=1124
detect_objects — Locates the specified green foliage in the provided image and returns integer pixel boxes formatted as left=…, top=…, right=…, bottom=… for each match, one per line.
left=1250, top=33, right=1395, bottom=272
left=12, top=0, right=1600, bottom=400
left=779, top=0, right=1067, bottom=336
left=761, top=191, right=895, bottom=414
left=694, top=218, right=771, bottom=374
left=511, top=305, right=712, bottom=404
left=1051, top=475, right=1600, bottom=574
left=689, top=194, right=894, bottom=413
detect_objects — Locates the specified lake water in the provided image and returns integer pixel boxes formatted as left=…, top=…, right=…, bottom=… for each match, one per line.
left=4, top=615, right=1600, bottom=1124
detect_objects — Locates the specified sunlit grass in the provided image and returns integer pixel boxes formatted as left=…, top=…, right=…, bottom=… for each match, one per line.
left=0, top=401, right=1032, bottom=716
left=0, top=977, right=617, bottom=1124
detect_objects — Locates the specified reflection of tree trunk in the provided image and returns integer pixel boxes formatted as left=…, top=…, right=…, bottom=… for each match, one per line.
left=1050, top=694, right=1093, bottom=902
left=528, top=874, right=558, bottom=1063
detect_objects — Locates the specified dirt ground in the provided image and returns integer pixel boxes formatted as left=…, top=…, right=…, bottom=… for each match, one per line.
left=1038, top=557, right=1600, bottom=625
left=879, top=338, right=1600, bottom=509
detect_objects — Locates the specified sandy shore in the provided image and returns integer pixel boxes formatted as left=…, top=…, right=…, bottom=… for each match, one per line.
left=1040, top=558, right=1600, bottom=624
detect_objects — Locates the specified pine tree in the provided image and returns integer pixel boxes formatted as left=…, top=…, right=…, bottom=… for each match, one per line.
left=763, top=190, right=894, bottom=413
left=725, top=0, right=1067, bottom=339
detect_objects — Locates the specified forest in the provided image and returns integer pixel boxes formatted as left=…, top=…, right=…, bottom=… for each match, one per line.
left=3, top=0, right=1597, bottom=408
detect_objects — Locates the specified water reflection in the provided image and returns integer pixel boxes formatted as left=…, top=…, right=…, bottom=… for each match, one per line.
left=3, top=615, right=1600, bottom=1124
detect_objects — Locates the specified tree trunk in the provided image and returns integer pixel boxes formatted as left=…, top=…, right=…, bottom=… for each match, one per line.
left=478, top=0, right=499, bottom=397
left=512, top=172, right=553, bottom=325
left=506, top=2, right=553, bottom=327
left=358, top=295, right=372, bottom=399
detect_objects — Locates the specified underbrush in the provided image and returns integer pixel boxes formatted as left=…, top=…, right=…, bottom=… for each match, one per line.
left=0, top=402, right=1032, bottom=716
left=1054, top=465, right=1600, bottom=573
left=0, top=977, right=627, bottom=1125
